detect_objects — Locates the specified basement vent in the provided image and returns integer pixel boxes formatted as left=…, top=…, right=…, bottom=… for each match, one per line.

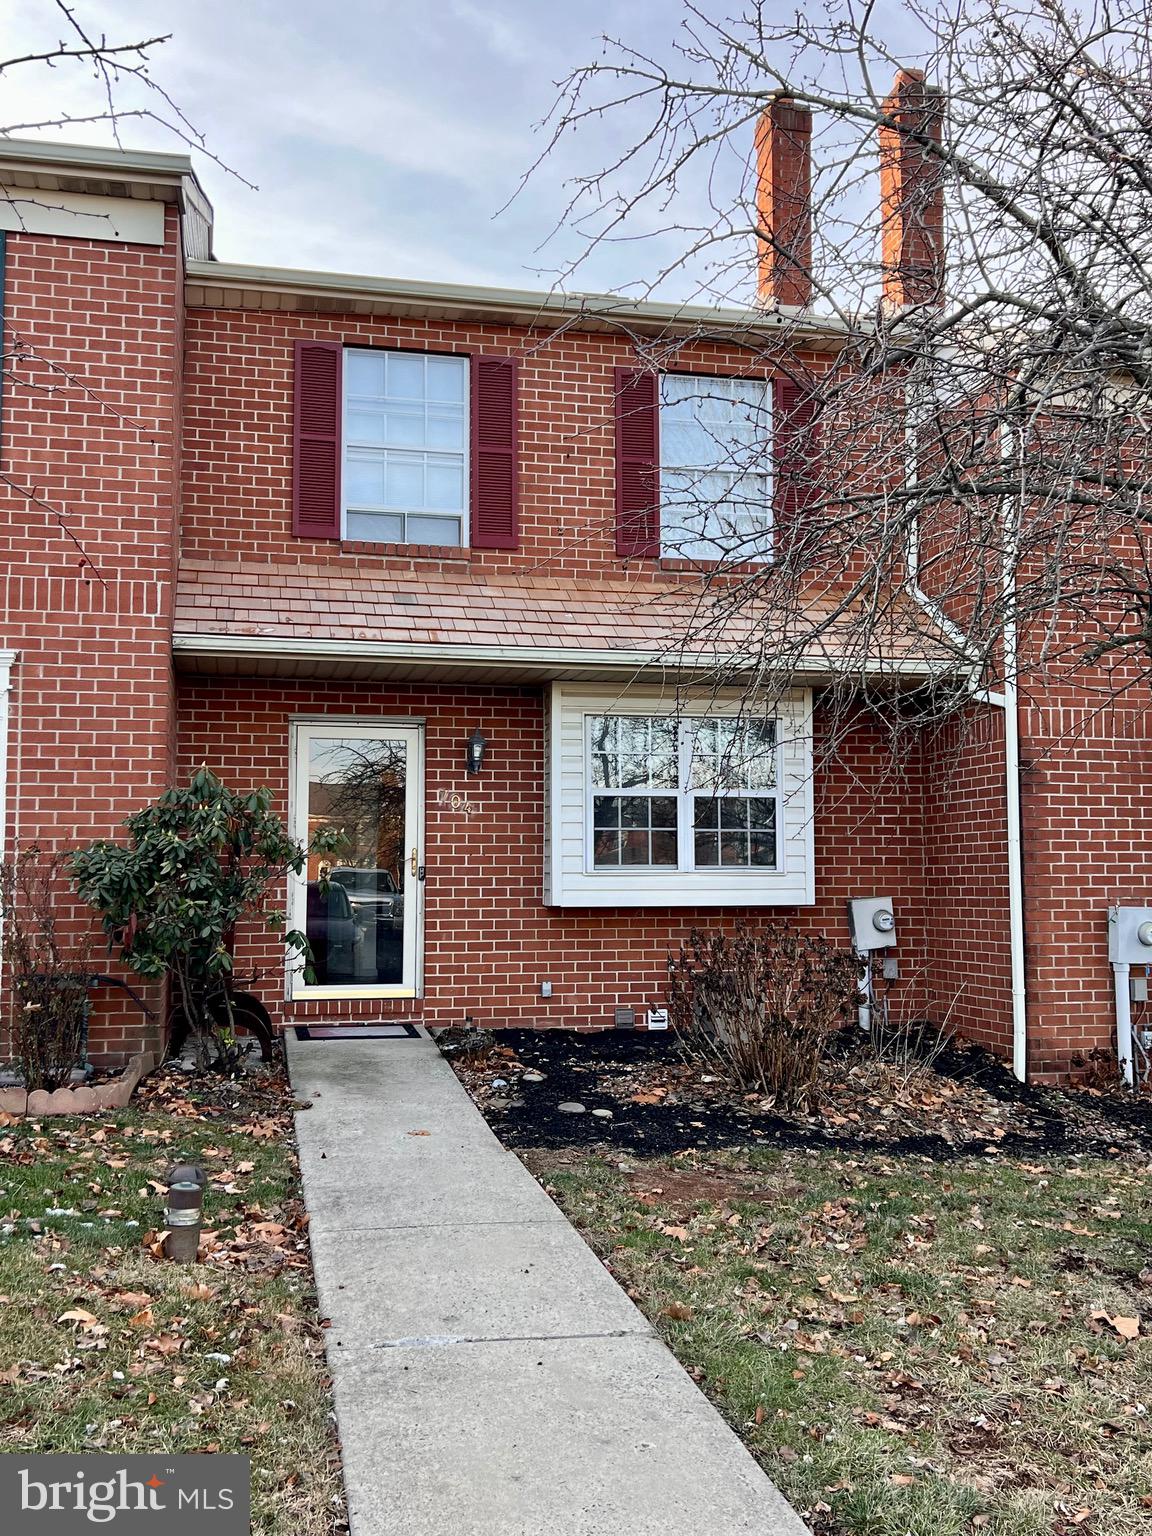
left=614, top=1006, right=636, bottom=1029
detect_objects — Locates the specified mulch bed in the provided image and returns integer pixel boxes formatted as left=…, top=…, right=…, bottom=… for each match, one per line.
left=440, top=1027, right=1152, bottom=1159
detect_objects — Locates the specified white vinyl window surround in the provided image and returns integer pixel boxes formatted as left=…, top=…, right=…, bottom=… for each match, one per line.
left=545, top=684, right=814, bottom=909
left=287, top=719, right=424, bottom=1001
left=587, top=714, right=780, bottom=874
left=342, top=347, right=469, bottom=548
left=659, top=374, right=772, bottom=562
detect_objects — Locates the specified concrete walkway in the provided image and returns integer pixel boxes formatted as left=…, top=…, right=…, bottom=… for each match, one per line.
left=288, top=1029, right=809, bottom=1536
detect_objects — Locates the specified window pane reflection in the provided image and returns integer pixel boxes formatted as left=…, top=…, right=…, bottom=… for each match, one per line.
left=305, top=736, right=407, bottom=986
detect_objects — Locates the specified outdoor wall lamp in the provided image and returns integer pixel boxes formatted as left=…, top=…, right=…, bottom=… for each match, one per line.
left=466, top=726, right=489, bottom=775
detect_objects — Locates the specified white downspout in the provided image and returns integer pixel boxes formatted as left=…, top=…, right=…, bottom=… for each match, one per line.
left=0, top=650, right=16, bottom=864
left=903, top=402, right=1028, bottom=1080
left=0, top=650, right=18, bottom=1003
left=1112, top=960, right=1135, bottom=1089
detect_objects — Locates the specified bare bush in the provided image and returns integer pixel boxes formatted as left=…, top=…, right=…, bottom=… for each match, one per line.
left=0, top=846, right=90, bottom=1091
left=667, top=922, right=859, bottom=1107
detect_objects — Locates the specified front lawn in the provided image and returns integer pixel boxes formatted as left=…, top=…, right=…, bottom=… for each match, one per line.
left=0, top=1068, right=343, bottom=1536
left=530, top=1145, right=1152, bottom=1536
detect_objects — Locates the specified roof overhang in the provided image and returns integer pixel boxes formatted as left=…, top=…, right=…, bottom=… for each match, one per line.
left=0, top=137, right=211, bottom=217
left=172, top=631, right=957, bottom=688
left=184, top=258, right=849, bottom=346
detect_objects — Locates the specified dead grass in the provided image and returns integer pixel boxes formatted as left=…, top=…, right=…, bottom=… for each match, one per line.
left=0, top=1067, right=344, bottom=1536
left=528, top=1144, right=1152, bottom=1536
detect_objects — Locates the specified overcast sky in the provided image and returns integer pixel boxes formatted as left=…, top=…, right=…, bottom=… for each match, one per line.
left=4, top=0, right=718, bottom=296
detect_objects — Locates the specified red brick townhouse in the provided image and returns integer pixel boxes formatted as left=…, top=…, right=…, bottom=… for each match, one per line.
left=0, top=104, right=1145, bottom=1080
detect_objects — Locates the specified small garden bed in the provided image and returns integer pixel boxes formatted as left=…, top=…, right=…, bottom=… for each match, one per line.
left=0, top=1063, right=344, bottom=1536
left=443, top=1027, right=1152, bottom=1159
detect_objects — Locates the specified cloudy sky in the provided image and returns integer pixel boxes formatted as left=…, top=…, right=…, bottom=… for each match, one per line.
left=3, top=0, right=727, bottom=296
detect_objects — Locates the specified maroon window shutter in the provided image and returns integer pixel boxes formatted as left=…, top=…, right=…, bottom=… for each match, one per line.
left=772, top=376, right=820, bottom=558
left=470, top=355, right=519, bottom=550
left=292, top=340, right=342, bottom=539
left=614, top=367, right=660, bottom=557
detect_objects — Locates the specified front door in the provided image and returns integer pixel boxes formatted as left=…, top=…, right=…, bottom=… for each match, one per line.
left=289, top=720, right=423, bottom=999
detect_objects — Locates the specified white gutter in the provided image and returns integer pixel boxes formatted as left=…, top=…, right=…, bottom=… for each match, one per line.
left=183, top=258, right=849, bottom=344
left=904, top=399, right=1027, bottom=1080
left=172, top=630, right=952, bottom=682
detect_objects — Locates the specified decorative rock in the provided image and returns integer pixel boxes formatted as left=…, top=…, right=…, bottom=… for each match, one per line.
left=522, top=1071, right=546, bottom=1084
left=558, top=1101, right=586, bottom=1114
left=591, top=1108, right=614, bottom=1119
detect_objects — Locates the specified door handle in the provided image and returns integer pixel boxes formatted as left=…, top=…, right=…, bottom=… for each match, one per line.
left=410, top=846, right=419, bottom=877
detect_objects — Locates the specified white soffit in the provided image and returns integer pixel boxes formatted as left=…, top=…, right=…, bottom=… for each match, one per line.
left=0, top=188, right=166, bottom=245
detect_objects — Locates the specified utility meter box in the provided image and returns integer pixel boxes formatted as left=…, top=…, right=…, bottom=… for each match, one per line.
left=847, top=897, right=897, bottom=952
left=1106, top=905, right=1152, bottom=964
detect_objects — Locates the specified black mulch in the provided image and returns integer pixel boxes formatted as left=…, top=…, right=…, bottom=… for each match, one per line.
left=439, top=1027, right=1152, bottom=1160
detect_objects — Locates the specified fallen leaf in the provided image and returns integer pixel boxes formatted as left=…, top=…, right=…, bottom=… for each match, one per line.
left=57, top=1309, right=99, bottom=1328
left=1091, top=1310, right=1141, bottom=1339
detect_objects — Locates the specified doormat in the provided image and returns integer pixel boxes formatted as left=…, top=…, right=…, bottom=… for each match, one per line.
left=293, top=1023, right=421, bottom=1040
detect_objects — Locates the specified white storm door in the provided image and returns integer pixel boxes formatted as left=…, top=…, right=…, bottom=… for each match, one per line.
left=289, top=721, right=424, bottom=999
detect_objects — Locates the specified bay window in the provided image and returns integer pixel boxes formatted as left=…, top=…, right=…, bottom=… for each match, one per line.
left=546, top=685, right=813, bottom=907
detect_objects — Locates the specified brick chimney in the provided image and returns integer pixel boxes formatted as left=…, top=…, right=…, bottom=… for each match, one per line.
left=755, top=97, right=813, bottom=309
left=879, top=69, right=945, bottom=309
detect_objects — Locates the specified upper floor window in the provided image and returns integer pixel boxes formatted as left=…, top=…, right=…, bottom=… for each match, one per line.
left=659, top=375, right=771, bottom=561
left=343, top=348, right=469, bottom=546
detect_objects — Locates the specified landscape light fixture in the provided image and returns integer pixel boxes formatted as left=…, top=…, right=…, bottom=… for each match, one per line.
left=163, top=1163, right=206, bottom=1264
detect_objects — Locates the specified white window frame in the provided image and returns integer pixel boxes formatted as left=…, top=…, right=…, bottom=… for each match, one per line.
left=658, top=372, right=773, bottom=562
left=287, top=717, right=425, bottom=1001
left=341, top=346, right=470, bottom=549
left=582, top=715, right=782, bottom=875
left=545, top=684, right=814, bottom=909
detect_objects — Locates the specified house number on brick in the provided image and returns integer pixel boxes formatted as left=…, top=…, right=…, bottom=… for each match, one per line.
left=435, top=787, right=479, bottom=818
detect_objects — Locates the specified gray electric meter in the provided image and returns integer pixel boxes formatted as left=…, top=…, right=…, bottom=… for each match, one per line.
left=847, top=897, right=898, bottom=952
left=1107, top=906, right=1152, bottom=965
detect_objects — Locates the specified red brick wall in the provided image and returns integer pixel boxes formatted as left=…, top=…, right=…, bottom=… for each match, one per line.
left=6, top=225, right=1143, bottom=1076
left=1018, top=698, right=1152, bottom=1077
left=0, top=213, right=184, bottom=1064
left=180, top=303, right=822, bottom=584
left=921, top=706, right=1013, bottom=1055
left=176, top=677, right=931, bottom=1033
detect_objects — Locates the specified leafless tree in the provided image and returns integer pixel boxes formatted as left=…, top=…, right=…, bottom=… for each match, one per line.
left=530, top=0, right=1152, bottom=749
